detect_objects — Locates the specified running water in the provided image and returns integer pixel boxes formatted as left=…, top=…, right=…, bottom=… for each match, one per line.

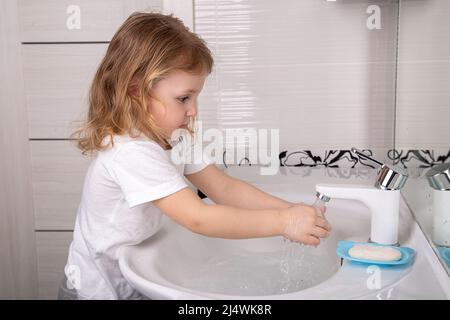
left=279, top=192, right=331, bottom=293
left=279, top=239, right=308, bottom=293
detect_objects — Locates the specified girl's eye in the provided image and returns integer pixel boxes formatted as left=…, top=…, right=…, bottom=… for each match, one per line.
left=178, top=96, right=190, bottom=104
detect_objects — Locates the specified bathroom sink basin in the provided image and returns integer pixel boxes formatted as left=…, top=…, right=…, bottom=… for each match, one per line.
left=119, top=192, right=367, bottom=299
left=119, top=167, right=450, bottom=299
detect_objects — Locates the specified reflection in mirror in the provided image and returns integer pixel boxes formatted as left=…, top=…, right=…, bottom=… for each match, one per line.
left=394, top=0, right=450, bottom=275
left=426, top=164, right=450, bottom=269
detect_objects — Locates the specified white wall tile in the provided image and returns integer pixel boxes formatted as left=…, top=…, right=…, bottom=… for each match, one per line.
left=396, top=0, right=450, bottom=149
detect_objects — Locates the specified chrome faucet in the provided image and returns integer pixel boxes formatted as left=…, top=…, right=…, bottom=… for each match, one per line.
left=316, top=148, right=409, bottom=245
left=350, top=148, right=408, bottom=191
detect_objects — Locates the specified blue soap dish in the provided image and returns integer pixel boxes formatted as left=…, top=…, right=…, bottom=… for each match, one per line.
left=336, top=240, right=416, bottom=266
left=437, top=247, right=450, bottom=268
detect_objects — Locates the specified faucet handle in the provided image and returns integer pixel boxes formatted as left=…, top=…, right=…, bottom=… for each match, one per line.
left=375, top=164, right=408, bottom=190
left=425, top=162, right=450, bottom=190
left=351, top=147, right=408, bottom=190
left=351, top=147, right=384, bottom=167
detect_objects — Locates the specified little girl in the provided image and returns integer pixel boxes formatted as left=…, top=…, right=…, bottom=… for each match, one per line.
left=58, top=12, right=331, bottom=300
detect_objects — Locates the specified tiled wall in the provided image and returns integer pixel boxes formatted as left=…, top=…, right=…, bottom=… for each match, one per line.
left=194, top=0, right=399, bottom=167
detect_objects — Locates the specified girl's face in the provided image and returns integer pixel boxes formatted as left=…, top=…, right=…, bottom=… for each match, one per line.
left=148, top=69, right=207, bottom=140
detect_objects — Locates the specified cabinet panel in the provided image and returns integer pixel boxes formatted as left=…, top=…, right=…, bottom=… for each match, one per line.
left=0, top=0, right=38, bottom=299
left=19, top=0, right=163, bottom=42
left=22, top=44, right=107, bottom=139
left=36, top=232, right=73, bottom=300
left=31, top=140, right=92, bottom=230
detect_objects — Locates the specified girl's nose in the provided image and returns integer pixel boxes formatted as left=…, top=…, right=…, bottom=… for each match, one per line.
left=186, top=103, right=197, bottom=117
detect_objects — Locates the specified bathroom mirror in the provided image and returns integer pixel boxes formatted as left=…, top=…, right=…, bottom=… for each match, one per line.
left=394, top=0, right=450, bottom=275
left=196, top=0, right=400, bottom=167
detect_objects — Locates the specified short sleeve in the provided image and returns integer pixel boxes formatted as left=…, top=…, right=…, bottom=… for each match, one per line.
left=184, top=152, right=214, bottom=175
left=106, top=141, right=188, bottom=208
left=168, top=131, right=215, bottom=175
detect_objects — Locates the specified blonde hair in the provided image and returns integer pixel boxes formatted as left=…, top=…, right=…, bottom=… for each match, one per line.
left=72, top=12, right=214, bottom=154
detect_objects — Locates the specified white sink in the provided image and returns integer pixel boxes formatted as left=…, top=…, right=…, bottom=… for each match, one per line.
left=118, top=168, right=450, bottom=299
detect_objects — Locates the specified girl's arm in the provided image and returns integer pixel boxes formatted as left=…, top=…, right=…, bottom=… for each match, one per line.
left=152, top=187, right=331, bottom=245
left=186, top=165, right=295, bottom=210
left=153, top=187, right=283, bottom=239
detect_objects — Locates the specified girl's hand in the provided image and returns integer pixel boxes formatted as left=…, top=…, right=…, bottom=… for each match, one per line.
left=280, top=204, right=332, bottom=247
left=288, top=201, right=326, bottom=216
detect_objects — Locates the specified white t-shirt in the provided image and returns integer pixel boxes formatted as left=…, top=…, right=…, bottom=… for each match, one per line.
left=63, top=134, right=212, bottom=299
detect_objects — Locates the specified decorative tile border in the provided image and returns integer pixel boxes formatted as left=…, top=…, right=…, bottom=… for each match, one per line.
left=389, top=149, right=450, bottom=168
left=280, top=150, right=376, bottom=168
left=202, top=149, right=449, bottom=198
left=222, top=149, right=450, bottom=169
left=281, top=149, right=450, bottom=169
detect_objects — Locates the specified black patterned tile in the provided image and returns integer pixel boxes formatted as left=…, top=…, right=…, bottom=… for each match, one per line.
left=221, top=149, right=450, bottom=169
left=389, top=149, right=450, bottom=168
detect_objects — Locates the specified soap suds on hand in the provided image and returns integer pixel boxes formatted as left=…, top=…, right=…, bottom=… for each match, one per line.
left=348, top=245, right=402, bottom=262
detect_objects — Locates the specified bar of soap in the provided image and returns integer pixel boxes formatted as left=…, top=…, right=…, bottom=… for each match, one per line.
left=348, top=245, right=402, bottom=261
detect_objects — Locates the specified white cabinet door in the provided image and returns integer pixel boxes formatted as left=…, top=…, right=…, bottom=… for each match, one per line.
left=19, top=0, right=163, bottom=42
left=31, top=140, right=92, bottom=230
left=22, top=44, right=107, bottom=139
left=36, top=231, right=73, bottom=300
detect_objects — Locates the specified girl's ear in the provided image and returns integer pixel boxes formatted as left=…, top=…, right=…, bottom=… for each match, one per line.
left=127, top=79, right=141, bottom=98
